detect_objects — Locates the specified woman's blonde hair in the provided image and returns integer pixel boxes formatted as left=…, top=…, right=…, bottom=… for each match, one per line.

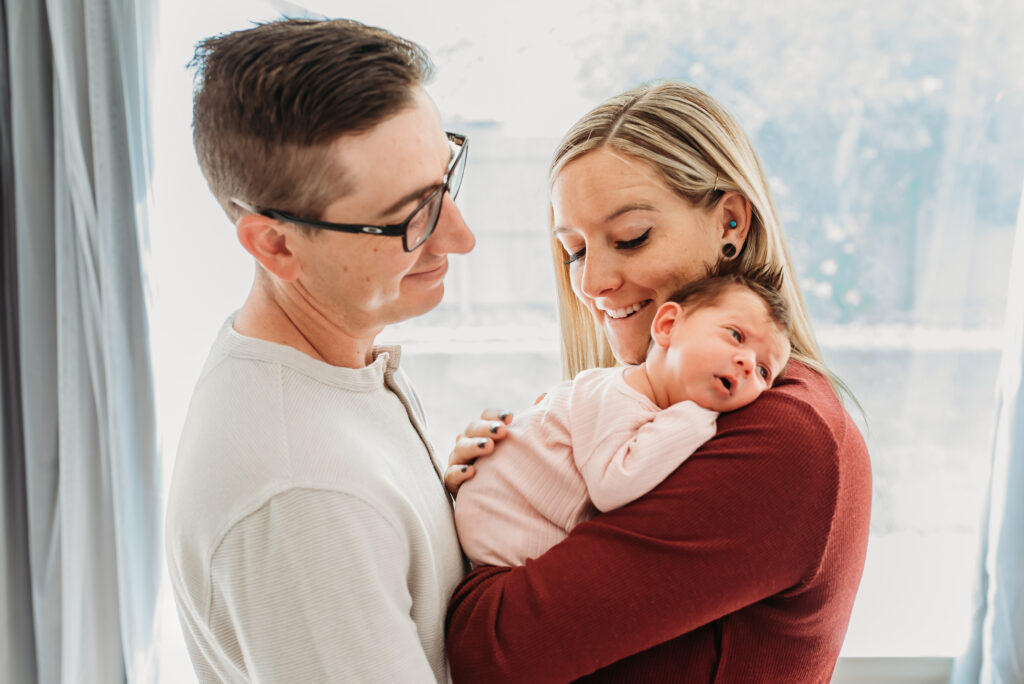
left=549, top=81, right=849, bottom=399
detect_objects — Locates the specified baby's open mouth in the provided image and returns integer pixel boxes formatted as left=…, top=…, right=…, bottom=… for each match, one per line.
left=719, top=377, right=732, bottom=391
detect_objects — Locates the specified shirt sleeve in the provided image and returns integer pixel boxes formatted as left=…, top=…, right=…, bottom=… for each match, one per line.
left=573, top=398, right=718, bottom=512
left=206, top=487, right=437, bottom=683
left=446, top=391, right=841, bottom=683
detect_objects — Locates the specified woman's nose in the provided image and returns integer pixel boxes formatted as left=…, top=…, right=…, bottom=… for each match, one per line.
left=578, top=248, right=622, bottom=298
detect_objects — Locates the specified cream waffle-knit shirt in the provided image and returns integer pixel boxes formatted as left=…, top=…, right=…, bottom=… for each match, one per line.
left=165, top=318, right=465, bottom=683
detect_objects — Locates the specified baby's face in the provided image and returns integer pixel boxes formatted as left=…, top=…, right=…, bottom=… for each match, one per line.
left=657, top=286, right=791, bottom=413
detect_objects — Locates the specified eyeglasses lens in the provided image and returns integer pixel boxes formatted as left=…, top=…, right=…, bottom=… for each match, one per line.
left=403, top=137, right=469, bottom=251
left=405, top=190, right=444, bottom=251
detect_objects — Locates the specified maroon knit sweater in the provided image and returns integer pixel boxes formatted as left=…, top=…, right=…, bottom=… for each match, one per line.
left=446, top=362, right=871, bottom=683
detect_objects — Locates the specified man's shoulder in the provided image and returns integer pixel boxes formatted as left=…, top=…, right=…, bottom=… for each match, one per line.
left=166, top=345, right=439, bottom=545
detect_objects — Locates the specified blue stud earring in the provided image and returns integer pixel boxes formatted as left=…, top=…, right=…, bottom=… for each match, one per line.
left=729, top=220, right=737, bottom=228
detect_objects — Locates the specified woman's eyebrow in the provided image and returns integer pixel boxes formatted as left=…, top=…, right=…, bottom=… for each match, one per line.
left=553, top=203, right=660, bottom=234
left=604, top=202, right=658, bottom=222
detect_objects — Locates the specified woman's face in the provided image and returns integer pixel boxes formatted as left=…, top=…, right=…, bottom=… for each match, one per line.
left=551, top=148, right=723, bottom=364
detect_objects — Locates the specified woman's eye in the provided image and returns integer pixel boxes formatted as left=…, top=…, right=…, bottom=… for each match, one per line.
left=563, top=247, right=586, bottom=265
left=615, top=227, right=651, bottom=250
left=758, top=365, right=770, bottom=380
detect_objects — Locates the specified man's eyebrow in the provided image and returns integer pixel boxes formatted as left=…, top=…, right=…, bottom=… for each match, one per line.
left=380, top=182, right=437, bottom=219
left=553, top=202, right=659, bottom=234
left=379, top=141, right=455, bottom=220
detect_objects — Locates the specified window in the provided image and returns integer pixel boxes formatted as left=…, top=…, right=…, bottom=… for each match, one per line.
left=151, top=1, right=1024, bottom=679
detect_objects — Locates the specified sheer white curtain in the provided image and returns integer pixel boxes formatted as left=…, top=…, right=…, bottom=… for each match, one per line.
left=0, top=0, right=160, bottom=681
left=953, top=182, right=1024, bottom=683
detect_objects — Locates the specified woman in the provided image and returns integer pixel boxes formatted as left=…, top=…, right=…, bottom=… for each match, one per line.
left=445, top=81, right=871, bottom=683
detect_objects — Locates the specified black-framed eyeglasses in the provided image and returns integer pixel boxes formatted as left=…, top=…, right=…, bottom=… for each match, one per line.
left=232, top=132, right=468, bottom=252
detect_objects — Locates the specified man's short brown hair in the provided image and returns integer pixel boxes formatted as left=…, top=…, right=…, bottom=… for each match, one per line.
left=190, top=18, right=434, bottom=224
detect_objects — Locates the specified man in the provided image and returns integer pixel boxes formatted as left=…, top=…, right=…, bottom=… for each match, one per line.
left=165, top=19, right=475, bottom=682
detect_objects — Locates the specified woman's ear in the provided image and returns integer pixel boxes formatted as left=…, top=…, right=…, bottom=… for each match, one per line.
left=236, top=213, right=303, bottom=281
left=651, top=301, right=684, bottom=349
left=719, top=191, right=753, bottom=245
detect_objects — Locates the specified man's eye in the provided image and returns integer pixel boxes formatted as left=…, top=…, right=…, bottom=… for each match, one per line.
left=564, top=248, right=586, bottom=265
left=615, top=228, right=651, bottom=250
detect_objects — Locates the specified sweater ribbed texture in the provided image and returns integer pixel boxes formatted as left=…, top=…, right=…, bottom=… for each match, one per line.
left=447, top=362, right=871, bottom=683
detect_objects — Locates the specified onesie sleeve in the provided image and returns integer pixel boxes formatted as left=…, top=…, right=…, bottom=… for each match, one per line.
left=572, top=395, right=718, bottom=512
left=446, top=385, right=843, bottom=683
left=205, top=487, right=437, bottom=683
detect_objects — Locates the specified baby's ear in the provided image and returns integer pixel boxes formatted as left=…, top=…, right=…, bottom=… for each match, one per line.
left=651, top=301, right=684, bottom=348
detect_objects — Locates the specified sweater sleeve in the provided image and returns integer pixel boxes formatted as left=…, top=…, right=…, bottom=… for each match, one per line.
left=573, top=397, right=718, bottom=512
left=205, top=487, right=437, bottom=683
left=446, top=389, right=841, bottom=683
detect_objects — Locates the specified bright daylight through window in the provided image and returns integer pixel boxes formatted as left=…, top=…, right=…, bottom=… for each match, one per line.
left=149, top=1, right=1024, bottom=679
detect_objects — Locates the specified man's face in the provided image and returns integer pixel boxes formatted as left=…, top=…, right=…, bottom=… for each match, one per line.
left=288, top=87, right=475, bottom=337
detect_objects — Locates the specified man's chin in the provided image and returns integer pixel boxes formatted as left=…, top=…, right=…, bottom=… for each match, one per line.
left=390, top=285, right=446, bottom=324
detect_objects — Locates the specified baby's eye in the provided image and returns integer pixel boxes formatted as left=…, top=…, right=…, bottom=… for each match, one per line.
left=758, top=365, right=770, bottom=380
left=727, top=327, right=741, bottom=342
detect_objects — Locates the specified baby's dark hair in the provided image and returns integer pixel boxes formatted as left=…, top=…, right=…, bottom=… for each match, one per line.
left=667, top=260, right=791, bottom=337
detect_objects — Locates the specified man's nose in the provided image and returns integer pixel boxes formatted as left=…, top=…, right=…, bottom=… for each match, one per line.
left=425, top=192, right=475, bottom=255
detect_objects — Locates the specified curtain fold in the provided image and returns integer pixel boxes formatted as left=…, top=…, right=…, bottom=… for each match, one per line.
left=1, top=0, right=39, bottom=682
left=953, top=181, right=1024, bottom=683
left=1, top=0, right=160, bottom=681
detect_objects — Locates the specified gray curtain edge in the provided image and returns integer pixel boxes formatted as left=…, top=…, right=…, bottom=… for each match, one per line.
left=3, top=0, right=161, bottom=680
left=0, top=0, right=40, bottom=680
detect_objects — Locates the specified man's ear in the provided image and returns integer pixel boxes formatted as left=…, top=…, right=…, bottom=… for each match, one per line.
left=719, top=191, right=753, bottom=245
left=236, top=213, right=303, bottom=281
left=651, top=301, right=684, bottom=349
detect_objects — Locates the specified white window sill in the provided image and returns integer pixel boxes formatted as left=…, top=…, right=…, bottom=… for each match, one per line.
left=832, top=657, right=953, bottom=683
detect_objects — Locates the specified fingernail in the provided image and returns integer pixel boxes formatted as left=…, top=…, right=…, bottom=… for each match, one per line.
left=490, top=423, right=500, bottom=434
left=461, top=465, right=468, bottom=473
left=477, top=439, right=488, bottom=448
left=499, top=411, right=511, bottom=422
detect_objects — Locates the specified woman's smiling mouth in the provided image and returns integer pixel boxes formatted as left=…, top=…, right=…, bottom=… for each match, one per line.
left=600, top=299, right=653, bottom=320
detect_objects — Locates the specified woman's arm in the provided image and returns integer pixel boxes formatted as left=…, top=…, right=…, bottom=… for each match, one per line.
left=446, top=383, right=843, bottom=683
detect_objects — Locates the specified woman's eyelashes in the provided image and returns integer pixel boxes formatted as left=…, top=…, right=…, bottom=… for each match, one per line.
left=614, top=227, right=652, bottom=250
left=564, top=247, right=585, bottom=265
left=562, top=227, right=653, bottom=265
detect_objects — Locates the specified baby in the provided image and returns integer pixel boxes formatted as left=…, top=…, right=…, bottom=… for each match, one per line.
left=455, top=264, right=792, bottom=567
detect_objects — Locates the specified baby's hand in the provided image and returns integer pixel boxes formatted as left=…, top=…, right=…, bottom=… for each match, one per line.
left=444, top=408, right=513, bottom=496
